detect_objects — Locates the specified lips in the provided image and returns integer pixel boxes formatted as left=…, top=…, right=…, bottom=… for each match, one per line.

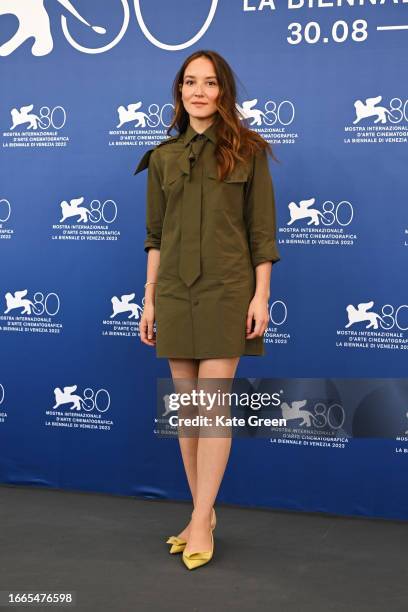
left=192, top=103, right=206, bottom=106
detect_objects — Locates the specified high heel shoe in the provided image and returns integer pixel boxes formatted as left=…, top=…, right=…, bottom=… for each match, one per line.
left=166, top=507, right=216, bottom=554
left=182, top=528, right=214, bottom=570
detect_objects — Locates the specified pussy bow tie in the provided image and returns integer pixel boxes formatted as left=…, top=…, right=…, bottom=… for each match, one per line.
left=178, top=133, right=207, bottom=287
left=133, top=133, right=209, bottom=287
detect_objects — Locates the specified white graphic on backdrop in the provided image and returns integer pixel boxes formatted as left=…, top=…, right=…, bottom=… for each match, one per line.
left=117, top=103, right=150, bottom=128
left=2, top=3, right=407, bottom=56
left=53, top=385, right=86, bottom=411
left=102, top=292, right=145, bottom=338
left=236, top=98, right=299, bottom=145
left=0, top=0, right=217, bottom=55
left=345, top=301, right=385, bottom=330
left=111, top=294, right=143, bottom=320
left=0, top=0, right=106, bottom=57
left=60, top=197, right=91, bottom=223
left=2, top=103, right=69, bottom=148
left=1, top=289, right=62, bottom=334
left=270, top=398, right=349, bottom=450
left=236, top=99, right=272, bottom=126
left=344, top=95, right=408, bottom=144
left=133, top=0, right=217, bottom=51
left=4, top=290, right=35, bottom=315
left=264, top=299, right=291, bottom=346
left=0, top=198, right=14, bottom=241
left=353, top=96, right=398, bottom=125
left=52, top=196, right=120, bottom=241
left=109, top=100, right=175, bottom=147
left=9, top=104, right=66, bottom=131
left=10, top=105, right=41, bottom=130
left=279, top=197, right=357, bottom=247
left=52, top=385, right=110, bottom=412
left=46, top=385, right=113, bottom=431
left=280, top=401, right=314, bottom=427
left=336, top=299, right=408, bottom=351
left=287, top=198, right=326, bottom=226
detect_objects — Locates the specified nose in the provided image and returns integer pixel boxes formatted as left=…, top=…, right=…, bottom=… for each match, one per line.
left=193, top=83, right=205, bottom=96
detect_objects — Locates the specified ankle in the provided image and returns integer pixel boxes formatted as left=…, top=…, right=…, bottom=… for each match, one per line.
left=191, top=508, right=213, bottom=523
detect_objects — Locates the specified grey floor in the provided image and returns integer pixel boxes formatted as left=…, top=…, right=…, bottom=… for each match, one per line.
left=0, top=485, right=406, bottom=612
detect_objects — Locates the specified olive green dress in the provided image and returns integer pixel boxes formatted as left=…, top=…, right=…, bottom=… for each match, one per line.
left=133, top=122, right=281, bottom=359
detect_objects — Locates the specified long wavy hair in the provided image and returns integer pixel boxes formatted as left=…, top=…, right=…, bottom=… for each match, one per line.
left=167, top=49, right=280, bottom=182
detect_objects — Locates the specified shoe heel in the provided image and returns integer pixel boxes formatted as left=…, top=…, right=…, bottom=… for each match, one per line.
left=211, top=507, right=216, bottom=531
left=168, top=507, right=216, bottom=556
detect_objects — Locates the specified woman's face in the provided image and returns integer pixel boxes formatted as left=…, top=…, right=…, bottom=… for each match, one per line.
left=180, top=57, right=219, bottom=121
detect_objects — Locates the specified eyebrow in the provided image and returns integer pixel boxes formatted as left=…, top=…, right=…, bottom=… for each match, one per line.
left=184, top=75, right=218, bottom=79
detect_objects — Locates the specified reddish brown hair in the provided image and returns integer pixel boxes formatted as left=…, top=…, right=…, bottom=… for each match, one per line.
left=167, top=49, right=280, bottom=181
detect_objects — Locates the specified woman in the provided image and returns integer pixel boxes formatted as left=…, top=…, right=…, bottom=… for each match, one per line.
left=134, top=50, right=281, bottom=570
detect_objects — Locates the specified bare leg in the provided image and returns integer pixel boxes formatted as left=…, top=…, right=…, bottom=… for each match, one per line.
left=183, top=356, right=240, bottom=555
left=168, top=357, right=199, bottom=540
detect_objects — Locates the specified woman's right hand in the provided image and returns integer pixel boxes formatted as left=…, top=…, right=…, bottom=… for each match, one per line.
left=139, top=302, right=156, bottom=346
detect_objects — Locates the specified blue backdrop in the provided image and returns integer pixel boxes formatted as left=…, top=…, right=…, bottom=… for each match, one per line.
left=0, top=1, right=407, bottom=520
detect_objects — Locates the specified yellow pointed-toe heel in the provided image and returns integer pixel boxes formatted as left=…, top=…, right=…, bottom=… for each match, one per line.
left=166, top=507, right=216, bottom=554
left=182, top=529, right=214, bottom=570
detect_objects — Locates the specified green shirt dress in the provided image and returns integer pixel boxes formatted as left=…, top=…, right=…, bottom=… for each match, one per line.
left=133, top=122, right=281, bottom=359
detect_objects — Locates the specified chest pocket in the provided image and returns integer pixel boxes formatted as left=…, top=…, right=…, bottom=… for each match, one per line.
left=206, top=163, right=249, bottom=183
left=162, top=165, right=185, bottom=199
left=205, top=163, right=250, bottom=213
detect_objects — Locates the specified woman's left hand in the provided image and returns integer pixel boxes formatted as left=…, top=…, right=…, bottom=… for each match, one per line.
left=245, top=295, right=269, bottom=339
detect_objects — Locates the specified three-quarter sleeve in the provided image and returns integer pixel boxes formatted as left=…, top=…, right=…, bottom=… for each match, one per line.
left=144, top=149, right=166, bottom=253
left=244, top=148, right=281, bottom=268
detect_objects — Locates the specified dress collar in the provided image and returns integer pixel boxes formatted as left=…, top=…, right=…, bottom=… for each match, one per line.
left=183, top=122, right=217, bottom=146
